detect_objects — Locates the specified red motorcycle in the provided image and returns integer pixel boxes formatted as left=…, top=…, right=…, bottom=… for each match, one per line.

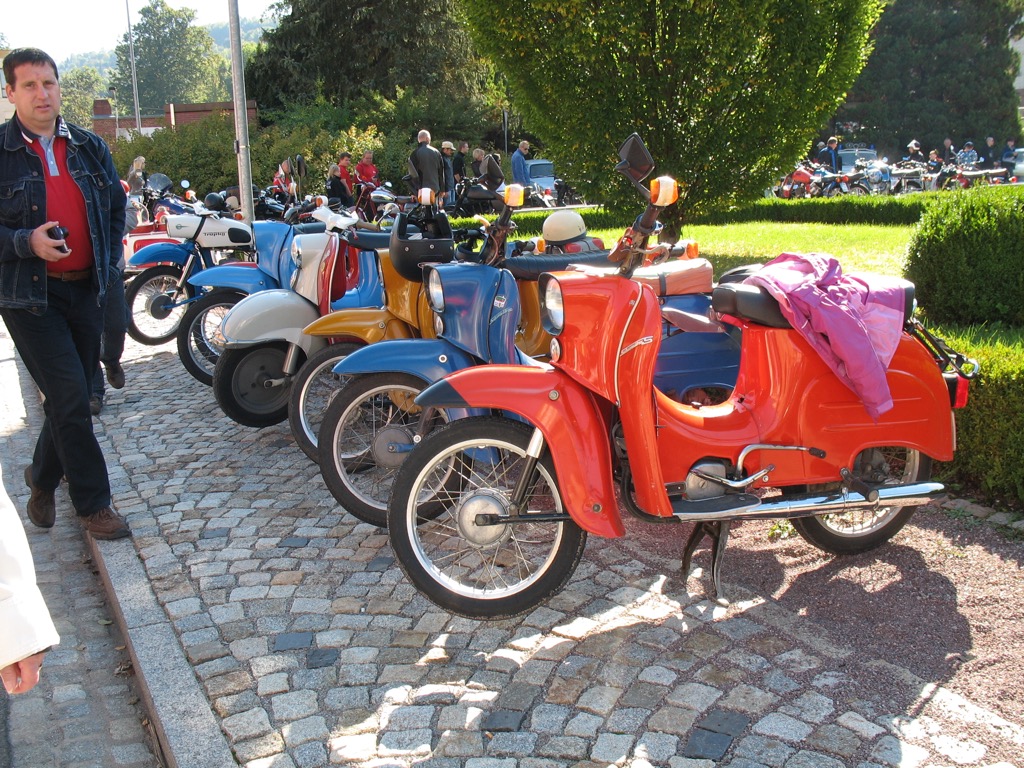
left=386, top=134, right=978, bottom=619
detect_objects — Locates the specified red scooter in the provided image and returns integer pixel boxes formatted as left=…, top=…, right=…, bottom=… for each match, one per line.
left=386, top=134, right=979, bottom=619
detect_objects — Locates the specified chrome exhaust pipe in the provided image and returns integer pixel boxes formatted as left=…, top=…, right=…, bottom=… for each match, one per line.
left=681, top=481, right=945, bottom=522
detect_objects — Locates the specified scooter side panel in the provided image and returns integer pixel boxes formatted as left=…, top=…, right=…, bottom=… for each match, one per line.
left=221, top=289, right=325, bottom=353
left=416, top=365, right=624, bottom=539
left=303, top=309, right=413, bottom=345
left=127, top=241, right=193, bottom=269
left=187, top=263, right=272, bottom=294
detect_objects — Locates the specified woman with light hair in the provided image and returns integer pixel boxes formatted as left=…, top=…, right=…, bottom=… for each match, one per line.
left=126, top=156, right=146, bottom=193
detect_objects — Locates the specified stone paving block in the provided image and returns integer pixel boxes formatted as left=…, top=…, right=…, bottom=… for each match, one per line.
left=699, top=708, right=751, bottom=736
left=282, top=716, right=330, bottom=748
left=481, top=709, right=526, bottom=732
left=591, top=732, right=636, bottom=763
left=682, top=728, right=734, bottom=760
left=273, top=632, right=314, bottom=652
left=751, top=713, right=813, bottom=743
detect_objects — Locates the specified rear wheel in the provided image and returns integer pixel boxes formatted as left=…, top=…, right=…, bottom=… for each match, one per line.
left=387, top=417, right=587, bottom=619
left=213, top=342, right=302, bottom=427
left=125, top=265, right=192, bottom=345
left=287, top=342, right=362, bottom=462
left=791, top=447, right=931, bottom=555
left=176, top=290, right=245, bottom=386
left=318, top=372, right=446, bottom=526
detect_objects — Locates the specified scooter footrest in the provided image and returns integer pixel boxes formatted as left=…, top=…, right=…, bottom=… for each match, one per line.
left=671, top=493, right=760, bottom=518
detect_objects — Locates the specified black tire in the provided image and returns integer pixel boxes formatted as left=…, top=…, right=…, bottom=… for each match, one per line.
left=318, top=372, right=447, bottom=526
left=176, top=291, right=245, bottom=386
left=791, top=447, right=932, bottom=555
left=387, top=417, right=587, bottom=619
left=213, top=342, right=302, bottom=427
left=125, top=265, right=193, bottom=345
left=287, top=342, right=362, bottom=463
left=849, top=183, right=871, bottom=196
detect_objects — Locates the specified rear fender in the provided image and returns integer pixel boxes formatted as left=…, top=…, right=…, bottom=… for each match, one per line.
left=187, top=263, right=276, bottom=293
left=417, top=365, right=622, bottom=538
left=221, top=290, right=325, bottom=354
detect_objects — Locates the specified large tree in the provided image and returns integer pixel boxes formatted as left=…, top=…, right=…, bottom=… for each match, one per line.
left=460, top=0, right=883, bottom=225
left=246, top=0, right=493, bottom=111
left=836, top=0, right=1024, bottom=159
left=109, top=0, right=229, bottom=116
left=59, top=67, right=106, bottom=130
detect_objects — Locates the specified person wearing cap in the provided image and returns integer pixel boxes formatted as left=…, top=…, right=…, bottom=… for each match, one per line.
left=0, top=48, right=130, bottom=540
left=905, top=140, right=925, bottom=164
left=956, top=140, right=979, bottom=166
left=441, top=141, right=456, bottom=206
left=816, top=137, right=841, bottom=172
left=512, top=140, right=530, bottom=186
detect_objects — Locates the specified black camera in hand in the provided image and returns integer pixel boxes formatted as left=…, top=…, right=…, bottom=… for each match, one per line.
left=47, top=225, right=70, bottom=254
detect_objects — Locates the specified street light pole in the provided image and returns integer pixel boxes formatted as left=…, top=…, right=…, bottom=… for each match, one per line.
left=109, top=86, right=119, bottom=138
left=125, top=0, right=142, bottom=132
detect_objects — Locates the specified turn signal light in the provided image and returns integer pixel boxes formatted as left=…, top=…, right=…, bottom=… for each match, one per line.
left=650, top=177, right=679, bottom=206
left=504, top=184, right=525, bottom=208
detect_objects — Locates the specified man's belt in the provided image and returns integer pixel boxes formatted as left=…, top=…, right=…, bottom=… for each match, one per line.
left=47, top=270, right=91, bottom=282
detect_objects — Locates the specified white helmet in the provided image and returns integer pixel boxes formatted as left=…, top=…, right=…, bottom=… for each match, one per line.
left=542, top=210, right=587, bottom=247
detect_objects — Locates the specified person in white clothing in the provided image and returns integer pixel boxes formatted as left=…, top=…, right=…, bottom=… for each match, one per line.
left=0, top=464, right=59, bottom=694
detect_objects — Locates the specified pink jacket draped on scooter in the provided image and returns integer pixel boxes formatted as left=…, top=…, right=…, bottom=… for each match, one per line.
left=744, top=252, right=910, bottom=420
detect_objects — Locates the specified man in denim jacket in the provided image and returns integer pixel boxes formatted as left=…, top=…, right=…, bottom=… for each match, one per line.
left=0, top=48, right=130, bottom=540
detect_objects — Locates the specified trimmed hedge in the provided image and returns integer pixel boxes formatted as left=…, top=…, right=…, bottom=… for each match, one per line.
left=905, top=186, right=1024, bottom=327
left=936, top=325, right=1024, bottom=505
left=692, top=193, right=931, bottom=226
left=450, top=206, right=620, bottom=237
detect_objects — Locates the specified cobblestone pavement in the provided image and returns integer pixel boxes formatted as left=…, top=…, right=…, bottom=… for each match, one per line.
left=2, top=325, right=1023, bottom=768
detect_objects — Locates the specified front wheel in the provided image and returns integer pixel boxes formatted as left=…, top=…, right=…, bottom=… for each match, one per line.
left=287, top=342, right=362, bottom=462
left=125, top=265, right=193, bottom=345
left=387, top=417, right=587, bottom=619
left=176, top=290, right=245, bottom=386
left=319, top=372, right=446, bottom=526
left=213, top=342, right=302, bottom=427
left=791, top=447, right=932, bottom=555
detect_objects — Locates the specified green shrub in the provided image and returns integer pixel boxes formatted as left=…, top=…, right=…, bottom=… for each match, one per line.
left=905, top=186, right=1024, bottom=327
left=693, top=193, right=931, bottom=226
left=934, top=324, right=1024, bottom=506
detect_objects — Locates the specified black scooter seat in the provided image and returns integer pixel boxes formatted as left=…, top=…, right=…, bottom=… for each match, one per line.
left=712, top=281, right=915, bottom=328
left=504, top=250, right=615, bottom=281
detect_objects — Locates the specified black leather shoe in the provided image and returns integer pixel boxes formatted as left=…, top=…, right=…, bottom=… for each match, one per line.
left=104, top=362, right=125, bottom=389
left=90, top=395, right=103, bottom=416
left=24, top=466, right=56, bottom=529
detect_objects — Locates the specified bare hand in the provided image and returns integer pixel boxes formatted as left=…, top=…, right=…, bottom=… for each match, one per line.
left=1, top=651, right=46, bottom=695
left=30, top=221, right=71, bottom=262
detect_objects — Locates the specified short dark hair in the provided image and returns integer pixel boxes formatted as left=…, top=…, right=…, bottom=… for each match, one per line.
left=339, top=152, right=352, bottom=160
left=3, top=48, right=59, bottom=87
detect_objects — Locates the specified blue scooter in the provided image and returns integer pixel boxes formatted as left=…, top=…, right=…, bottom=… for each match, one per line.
left=315, top=185, right=743, bottom=527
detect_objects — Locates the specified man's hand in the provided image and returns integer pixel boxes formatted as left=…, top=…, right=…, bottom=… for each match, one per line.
left=30, top=221, right=71, bottom=262
left=1, top=651, right=46, bottom=695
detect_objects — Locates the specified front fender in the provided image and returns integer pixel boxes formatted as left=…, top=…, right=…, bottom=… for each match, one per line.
left=335, top=339, right=476, bottom=382
left=418, top=365, right=622, bottom=539
left=221, top=289, right=325, bottom=354
left=127, top=241, right=193, bottom=269
left=187, top=263, right=276, bottom=293
left=303, top=308, right=412, bottom=345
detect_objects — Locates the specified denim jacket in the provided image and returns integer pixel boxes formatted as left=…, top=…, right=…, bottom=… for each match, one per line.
left=0, top=115, right=126, bottom=309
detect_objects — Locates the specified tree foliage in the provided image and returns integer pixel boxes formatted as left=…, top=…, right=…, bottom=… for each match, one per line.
left=59, top=67, right=106, bottom=130
left=109, top=0, right=229, bottom=115
left=460, top=0, right=883, bottom=226
left=837, top=0, right=1024, bottom=159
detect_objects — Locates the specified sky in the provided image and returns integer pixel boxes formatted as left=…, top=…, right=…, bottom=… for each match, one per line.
left=3, top=0, right=278, bottom=61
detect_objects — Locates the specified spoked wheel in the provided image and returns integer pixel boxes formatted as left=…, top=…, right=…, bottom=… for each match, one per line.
left=790, top=447, right=932, bottom=555
left=125, top=265, right=193, bottom=344
left=387, top=417, right=587, bottom=619
left=213, top=342, right=302, bottom=427
left=176, top=290, right=245, bottom=386
left=318, top=373, right=446, bottom=527
left=288, top=342, right=362, bottom=463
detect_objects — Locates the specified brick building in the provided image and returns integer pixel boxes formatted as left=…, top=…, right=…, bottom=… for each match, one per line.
left=90, top=98, right=258, bottom=143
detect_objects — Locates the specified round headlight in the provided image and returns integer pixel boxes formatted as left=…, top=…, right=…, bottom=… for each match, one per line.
left=427, top=268, right=445, bottom=313
left=541, top=275, right=564, bottom=335
left=290, top=235, right=303, bottom=268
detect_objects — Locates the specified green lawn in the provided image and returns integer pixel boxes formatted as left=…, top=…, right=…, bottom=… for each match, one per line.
left=588, top=222, right=916, bottom=278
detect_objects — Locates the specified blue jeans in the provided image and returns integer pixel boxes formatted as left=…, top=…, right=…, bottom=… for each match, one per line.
left=92, top=269, right=128, bottom=399
left=1, top=279, right=111, bottom=515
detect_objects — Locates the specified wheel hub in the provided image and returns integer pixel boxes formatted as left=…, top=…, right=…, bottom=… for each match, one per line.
left=146, top=292, right=174, bottom=320
left=372, top=425, right=416, bottom=469
left=456, top=489, right=512, bottom=548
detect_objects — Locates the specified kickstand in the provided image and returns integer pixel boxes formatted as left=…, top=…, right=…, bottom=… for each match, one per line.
left=681, top=520, right=732, bottom=605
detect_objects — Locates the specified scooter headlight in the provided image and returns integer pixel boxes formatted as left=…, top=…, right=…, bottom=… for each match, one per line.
left=540, top=274, right=564, bottom=335
left=426, top=267, right=445, bottom=313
